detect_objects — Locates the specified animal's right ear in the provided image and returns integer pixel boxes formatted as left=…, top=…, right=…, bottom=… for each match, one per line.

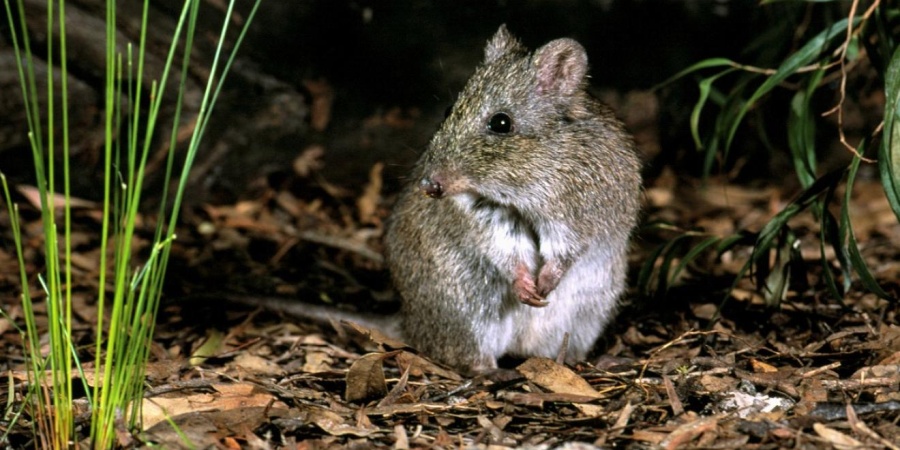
left=484, top=24, right=524, bottom=63
left=532, top=38, right=588, bottom=97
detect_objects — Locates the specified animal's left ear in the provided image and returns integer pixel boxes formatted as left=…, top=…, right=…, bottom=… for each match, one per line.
left=532, top=38, right=588, bottom=96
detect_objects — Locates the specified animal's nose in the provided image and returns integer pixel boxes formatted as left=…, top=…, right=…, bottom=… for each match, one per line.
left=419, top=177, right=444, bottom=198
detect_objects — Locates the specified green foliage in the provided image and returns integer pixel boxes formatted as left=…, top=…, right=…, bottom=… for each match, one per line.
left=881, top=44, right=900, bottom=222
left=0, top=0, right=260, bottom=447
left=645, top=2, right=898, bottom=306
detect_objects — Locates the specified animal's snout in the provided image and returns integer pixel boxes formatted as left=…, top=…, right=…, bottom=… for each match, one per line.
left=419, top=176, right=444, bottom=199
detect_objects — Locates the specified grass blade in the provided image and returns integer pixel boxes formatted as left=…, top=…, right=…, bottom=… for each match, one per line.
left=723, top=17, right=859, bottom=153
left=787, top=68, right=825, bottom=188
left=880, top=45, right=900, bottom=222
left=842, top=154, right=892, bottom=299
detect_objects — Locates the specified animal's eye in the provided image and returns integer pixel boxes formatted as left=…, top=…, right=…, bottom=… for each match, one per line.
left=487, top=112, right=513, bottom=134
left=444, top=106, right=453, bottom=118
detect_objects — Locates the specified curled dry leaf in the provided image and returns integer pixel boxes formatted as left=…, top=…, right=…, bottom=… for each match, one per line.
left=342, top=321, right=409, bottom=350
left=302, top=406, right=375, bottom=437
left=232, top=353, right=286, bottom=377
left=750, top=358, right=778, bottom=373
left=346, top=351, right=400, bottom=403
left=17, top=185, right=99, bottom=210
left=516, top=357, right=602, bottom=417
left=394, top=424, right=410, bottom=450
left=378, top=366, right=409, bottom=405
left=141, top=383, right=287, bottom=430
left=190, top=329, right=225, bottom=366
left=395, top=351, right=462, bottom=381
left=812, top=423, right=864, bottom=450
left=660, top=414, right=722, bottom=450
left=357, top=162, right=383, bottom=225
left=293, top=145, right=325, bottom=177
left=302, top=79, right=334, bottom=132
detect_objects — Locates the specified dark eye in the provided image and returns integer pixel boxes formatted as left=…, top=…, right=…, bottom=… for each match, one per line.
left=487, top=112, right=513, bottom=134
left=444, top=106, right=453, bottom=118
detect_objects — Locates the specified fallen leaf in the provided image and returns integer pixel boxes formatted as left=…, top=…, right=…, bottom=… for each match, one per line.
left=16, top=185, right=99, bottom=210
left=302, top=79, right=334, bottom=131
left=660, top=414, right=721, bottom=450
left=232, top=353, right=285, bottom=376
left=342, top=321, right=409, bottom=350
left=663, top=376, right=684, bottom=416
left=516, top=357, right=602, bottom=416
left=750, top=358, right=778, bottom=373
left=293, top=145, right=325, bottom=177
left=302, top=350, right=334, bottom=373
left=190, top=329, right=225, bottom=366
left=394, top=424, right=410, bottom=450
left=346, top=352, right=395, bottom=403
left=812, top=423, right=863, bottom=450
left=306, top=406, right=374, bottom=437
left=357, top=162, right=383, bottom=225
left=394, top=351, right=462, bottom=381
left=141, top=382, right=286, bottom=430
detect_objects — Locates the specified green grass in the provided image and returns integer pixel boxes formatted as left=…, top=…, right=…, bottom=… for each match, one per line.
left=1, top=0, right=260, bottom=447
left=644, top=2, right=898, bottom=305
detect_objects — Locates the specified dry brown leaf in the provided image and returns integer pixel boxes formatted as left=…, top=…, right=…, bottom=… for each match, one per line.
left=305, top=406, right=375, bottom=437
left=663, top=376, right=684, bottom=416
left=394, top=424, right=410, bottom=450
left=850, top=364, right=900, bottom=380
left=612, top=401, right=635, bottom=434
left=476, top=415, right=504, bottom=442
left=377, top=364, right=411, bottom=408
left=232, top=353, right=285, bottom=376
left=697, top=374, right=738, bottom=394
left=342, top=321, right=409, bottom=350
left=632, top=429, right=669, bottom=445
left=303, top=350, right=334, bottom=373
left=691, top=303, right=718, bottom=320
left=144, top=361, right=187, bottom=383
left=660, top=414, right=721, bottom=450
left=502, top=391, right=599, bottom=407
left=517, top=357, right=601, bottom=398
left=357, top=162, right=383, bottom=225
left=16, top=185, right=99, bottom=210
left=302, top=79, right=334, bottom=132
left=0, top=316, right=11, bottom=335
left=645, top=186, right=674, bottom=208
left=366, top=402, right=473, bottom=417
left=847, top=403, right=900, bottom=450
left=293, top=145, right=325, bottom=177
left=516, top=357, right=602, bottom=417
left=141, top=382, right=286, bottom=430
left=345, top=351, right=394, bottom=403
left=750, top=358, right=778, bottom=373
left=394, top=351, right=462, bottom=381
left=622, top=325, right=667, bottom=346
left=812, top=423, right=863, bottom=450
left=274, top=190, right=303, bottom=217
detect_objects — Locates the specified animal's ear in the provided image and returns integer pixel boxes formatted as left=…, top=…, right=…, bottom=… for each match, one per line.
left=484, top=24, right=525, bottom=64
left=532, top=38, right=588, bottom=96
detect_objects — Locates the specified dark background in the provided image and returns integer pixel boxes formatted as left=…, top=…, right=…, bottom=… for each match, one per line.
left=1, top=0, right=823, bottom=206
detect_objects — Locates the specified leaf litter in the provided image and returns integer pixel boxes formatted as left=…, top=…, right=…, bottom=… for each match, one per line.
left=2, top=122, right=900, bottom=449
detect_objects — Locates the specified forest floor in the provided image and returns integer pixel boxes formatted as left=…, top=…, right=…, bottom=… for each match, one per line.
left=2, top=147, right=900, bottom=449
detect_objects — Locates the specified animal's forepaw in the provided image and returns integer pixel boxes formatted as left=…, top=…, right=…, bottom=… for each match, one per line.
left=514, top=266, right=548, bottom=307
left=537, top=260, right=564, bottom=297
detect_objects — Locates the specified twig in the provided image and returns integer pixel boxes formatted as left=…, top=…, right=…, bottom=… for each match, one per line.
left=822, top=0, right=881, bottom=162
